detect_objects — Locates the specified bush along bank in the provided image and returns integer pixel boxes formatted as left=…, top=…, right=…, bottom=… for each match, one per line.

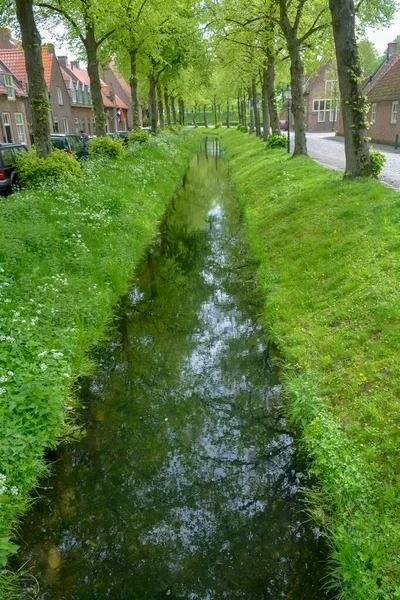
left=0, top=129, right=201, bottom=589
left=219, top=130, right=400, bottom=600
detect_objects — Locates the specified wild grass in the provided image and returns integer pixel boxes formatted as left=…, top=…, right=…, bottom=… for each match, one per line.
left=0, top=129, right=201, bottom=596
left=220, top=130, right=400, bottom=600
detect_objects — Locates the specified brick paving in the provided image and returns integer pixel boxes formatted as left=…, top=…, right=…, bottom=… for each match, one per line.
left=304, top=132, right=400, bottom=191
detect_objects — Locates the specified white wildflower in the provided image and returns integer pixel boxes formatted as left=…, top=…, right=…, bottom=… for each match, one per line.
left=7, top=371, right=14, bottom=376
left=38, top=350, right=47, bottom=357
left=10, top=486, right=18, bottom=496
left=0, top=387, right=6, bottom=395
left=0, top=376, right=7, bottom=383
left=40, top=363, right=48, bottom=371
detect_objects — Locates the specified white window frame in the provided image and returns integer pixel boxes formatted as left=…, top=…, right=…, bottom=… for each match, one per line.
left=4, top=74, right=15, bottom=100
left=72, top=86, right=77, bottom=104
left=2, top=112, right=13, bottom=142
left=74, top=118, right=80, bottom=133
left=371, top=103, right=377, bottom=124
left=57, top=87, right=63, bottom=105
left=62, top=117, right=69, bottom=133
left=391, top=101, right=398, bottom=124
left=14, top=112, right=26, bottom=143
left=53, top=116, right=59, bottom=133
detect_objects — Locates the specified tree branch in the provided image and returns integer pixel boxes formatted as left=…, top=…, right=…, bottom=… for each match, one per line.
left=36, top=2, right=86, bottom=45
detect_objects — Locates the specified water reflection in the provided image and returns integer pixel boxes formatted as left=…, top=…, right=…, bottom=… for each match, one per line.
left=15, top=138, right=330, bottom=599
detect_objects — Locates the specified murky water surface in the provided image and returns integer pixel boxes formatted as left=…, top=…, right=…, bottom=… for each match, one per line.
left=16, top=139, right=330, bottom=599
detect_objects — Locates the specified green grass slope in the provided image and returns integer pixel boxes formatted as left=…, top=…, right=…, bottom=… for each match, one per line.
left=220, top=130, right=400, bottom=600
left=0, top=130, right=200, bottom=595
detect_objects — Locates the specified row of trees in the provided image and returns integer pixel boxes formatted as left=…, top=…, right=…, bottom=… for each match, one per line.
left=1, top=0, right=398, bottom=177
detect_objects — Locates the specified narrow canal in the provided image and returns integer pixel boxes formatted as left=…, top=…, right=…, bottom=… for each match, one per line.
left=16, top=138, right=330, bottom=599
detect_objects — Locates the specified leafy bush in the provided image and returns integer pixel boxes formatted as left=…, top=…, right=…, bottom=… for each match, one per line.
left=128, top=131, right=150, bottom=144
left=15, top=148, right=82, bottom=188
left=369, top=150, right=386, bottom=178
left=88, top=136, right=125, bottom=159
left=266, top=133, right=287, bottom=149
left=214, top=122, right=223, bottom=129
left=240, top=125, right=248, bottom=133
left=236, top=124, right=242, bottom=131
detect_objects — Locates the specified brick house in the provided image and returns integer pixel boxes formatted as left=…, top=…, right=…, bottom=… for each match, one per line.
left=101, top=61, right=136, bottom=129
left=304, top=61, right=339, bottom=132
left=0, top=57, right=29, bottom=145
left=362, top=42, right=400, bottom=146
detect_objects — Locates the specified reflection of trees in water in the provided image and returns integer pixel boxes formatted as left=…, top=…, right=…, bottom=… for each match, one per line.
left=15, top=140, right=329, bottom=600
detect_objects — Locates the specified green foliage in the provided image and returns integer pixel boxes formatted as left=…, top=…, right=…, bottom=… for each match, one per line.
left=0, top=538, right=19, bottom=568
left=15, top=148, right=82, bottom=188
left=128, top=131, right=150, bottom=144
left=220, top=129, right=400, bottom=600
left=0, top=129, right=201, bottom=599
left=240, top=125, right=248, bottom=133
left=214, top=122, right=222, bottom=129
left=89, top=136, right=125, bottom=159
left=369, top=150, right=386, bottom=178
left=266, top=133, right=287, bottom=149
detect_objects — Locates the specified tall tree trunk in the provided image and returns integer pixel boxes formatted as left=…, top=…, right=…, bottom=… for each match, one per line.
left=261, top=68, right=270, bottom=141
left=164, top=87, right=171, bottom=126
left=213, top=95, right=217, bottom=126
left=178, top=98, right=184, bottom=125
left=265, top=54, right=280, bottom=135
left=248, top=86, right=255, bottom=133
left=129, top=47, right=140, bottom=130
left=171, top=96, right=177, bottom=125
left=148, top=70, right=157, bottom=134
left=252, top=78, right=261, bottom=137
left=242, top=95, right=247, bottom=126
left=15, top=0, right=51, bottom=156
left=279, top=2, right=307, bottom=155
left=329, top=0, right=371, bottom=177
left=237, top=94, right=242, bottom=125
left=157, top=84, right=164, bottom=128
left=203, top=104, right=208, bottom=128
left=85, top=24, right=106, bottom=137
left=193, top=103, right=197, bottom=126
left=226, top=100, right=230, bottom=128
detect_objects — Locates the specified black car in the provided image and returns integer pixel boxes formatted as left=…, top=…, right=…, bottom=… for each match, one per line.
left=50, top=133, right=89, bottom=159
left=0, top=142, right=28, bottom=195
left=107, top=131, right=129, bottom=146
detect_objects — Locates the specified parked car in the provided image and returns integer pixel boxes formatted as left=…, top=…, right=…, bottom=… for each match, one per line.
left=279, top=120, right=289, bottom=131
left=107, top=131, right=129, bottom=146
left=50, top=133, right=89, bottom=159
left=0, top=142, right=28, bottom=195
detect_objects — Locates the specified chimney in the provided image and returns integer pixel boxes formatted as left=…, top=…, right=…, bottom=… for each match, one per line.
left=71, top=60, right=80, bottom=70
left=45, top=43, right=55, bottom=55
left=58, top=56, right=68, bottom=69
left=387, top=42, right=398, bottom=59
left=0, top=28, right=14, bottom=49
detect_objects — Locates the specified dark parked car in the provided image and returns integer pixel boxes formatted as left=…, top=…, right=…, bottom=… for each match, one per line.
left=107, top=131, right=129, bottom=146
left=279, top=120, right=289, bottom=131
left=50, top=133, right=89, bottom=159
left=0, top=142, right=28, bottom=195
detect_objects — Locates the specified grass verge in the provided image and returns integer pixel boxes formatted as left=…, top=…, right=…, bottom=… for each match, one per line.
left=0, top=129, right=200, bottom=595
left=219, top=130, right=400, bottom=600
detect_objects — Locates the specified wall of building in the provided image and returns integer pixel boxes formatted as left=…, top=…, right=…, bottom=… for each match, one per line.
left=367, top=100, right=400, bottom=146
left=49, top=55, right=73, bottom=134
left=0, top=94, right=30, bottom=145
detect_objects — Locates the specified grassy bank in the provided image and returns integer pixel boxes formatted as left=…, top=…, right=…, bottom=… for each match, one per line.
left=0, top=129, right=200, bottom=593
left=219, top=130, right=400, bottom=599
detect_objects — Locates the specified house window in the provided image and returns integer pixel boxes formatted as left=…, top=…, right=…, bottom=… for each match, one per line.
left=53, top=116, right=59, bottom=133
left=371, top=103, right=377, bottom=124
left=391, top=101, right=398, bottom=123
left=4, top=74, right=15, bottom=100
left=87, top=117, right=91, bottom=135
left=62, top=117, right=69, bottom=133
left=57, top=87, right=63, bottom=105
left=74, top=117, right=80, bottom=133
left=2, top=113, right=13, bottom=142
left=81, top=118, right=85, bottom=132
left=14, top=113, right=26, bottom=143
left=92, top=118, right=96, bottom=132
left=72, top=86, right=77, bottom=104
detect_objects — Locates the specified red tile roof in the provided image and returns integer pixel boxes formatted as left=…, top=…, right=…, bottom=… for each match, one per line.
left=0, top=47, right=53, bottom=91
left=363, top=52, right=400, bottom=102
left=102, top=90, right=115, bottom=108
left=114, top=93, right=128, bottom=110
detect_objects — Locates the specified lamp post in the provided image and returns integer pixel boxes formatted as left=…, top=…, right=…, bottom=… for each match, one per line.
left=286, top=84, right=292, bottom=153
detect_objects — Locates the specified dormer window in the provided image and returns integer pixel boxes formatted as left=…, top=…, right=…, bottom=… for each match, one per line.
left=4, top=74, right=15, bottom=100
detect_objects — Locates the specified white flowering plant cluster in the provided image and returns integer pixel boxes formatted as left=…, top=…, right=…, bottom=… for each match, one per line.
left=0, top=128, right=200, bottom=577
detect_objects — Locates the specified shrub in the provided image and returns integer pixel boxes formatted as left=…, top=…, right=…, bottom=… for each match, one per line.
left=240, top=125, right=248, bottom=133
left=15, top=148, right=82, bottom=189
left=236, top=124, right=242, bottom=131
left=128, top=131, right=150, bottom=144
left=369, top=150, right=386, bottom=178
left=88, top=136, right=125, bottom=159
left=214, top=122, right=223, bottom=129
left=266, top=133, right=287, bottom=149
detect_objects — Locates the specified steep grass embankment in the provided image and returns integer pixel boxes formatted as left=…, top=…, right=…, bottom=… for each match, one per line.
left=220, top=130, right=400, bottom=600
left=0, top=130, right=200, bottom=594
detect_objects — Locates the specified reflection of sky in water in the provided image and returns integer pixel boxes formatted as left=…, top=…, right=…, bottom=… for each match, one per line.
left=14, top=139, right=330, bottom=600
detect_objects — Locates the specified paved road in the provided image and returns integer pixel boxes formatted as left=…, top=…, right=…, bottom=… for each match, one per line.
left=304, top=132, right=400, bottom=191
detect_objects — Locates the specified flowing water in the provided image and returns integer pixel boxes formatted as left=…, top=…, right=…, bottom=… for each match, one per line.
left=15, top=138, right=330, bottom=599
